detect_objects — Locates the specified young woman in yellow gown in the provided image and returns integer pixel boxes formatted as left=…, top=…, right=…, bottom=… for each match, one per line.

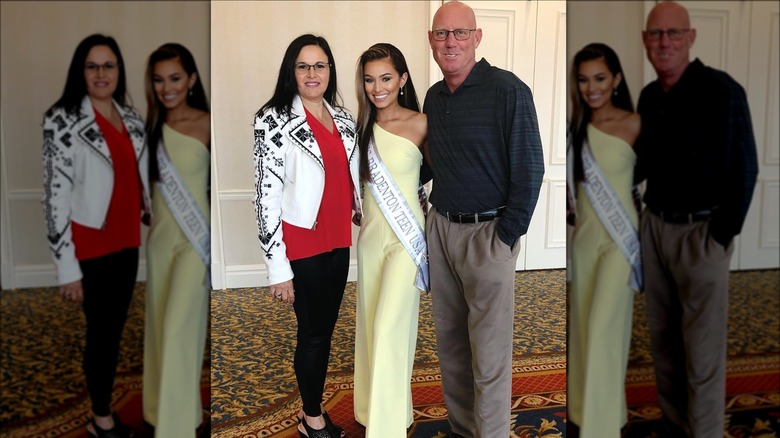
left=567, top=43, right=641, bottom=438
left=353, top=43, right=428, bottom=438
left=143, top=43, right=210, bottom=438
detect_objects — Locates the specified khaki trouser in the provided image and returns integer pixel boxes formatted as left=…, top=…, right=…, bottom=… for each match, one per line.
left=641, top=209, right=733, bottom=438
left=426, top=210, right=521, bottom=438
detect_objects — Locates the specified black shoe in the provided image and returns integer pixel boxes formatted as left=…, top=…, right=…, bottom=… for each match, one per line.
left=567, top=421, right=580, bottom=438
left=322, top=411, right=346, bottom=438
left=298, top=415, right=334, bottom=438
left=86, top=414, right=133, bottom=438
left=197, top=409, right=211, bottom=438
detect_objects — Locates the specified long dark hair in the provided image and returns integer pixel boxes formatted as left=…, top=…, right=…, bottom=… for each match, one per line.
left=144, top=43, right=210, bottom=183
left=45, top=34, right=130, bottom=118
left=355, top=43, right=420, bottom=183
left=569, top=43, right=633, bottom=183
left=256, top=34, right=343, bottom=119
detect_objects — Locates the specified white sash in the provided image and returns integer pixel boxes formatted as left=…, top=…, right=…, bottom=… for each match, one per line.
left=581, top=140, right=643, bottom=291
left=367, top=139, right=430, bottom=292
left=156, top=141, right=211, bottom=275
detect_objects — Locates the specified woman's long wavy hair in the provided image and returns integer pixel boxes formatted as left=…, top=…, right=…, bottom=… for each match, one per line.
left=144, top=43, right=209, bottom=183
left=355, top=43, right=420, bottom=183
left=256, top=34, right=343, bottom=119
left=45, top=34, right=130, bottom=118
left=569, top=43, right=633, bottom=183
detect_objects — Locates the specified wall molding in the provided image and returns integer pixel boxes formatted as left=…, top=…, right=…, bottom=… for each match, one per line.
left=218, top=189, right=254, bottom=202
left=213, top=261, right=359, bottom=291
left=5, top=261, right=147, bottom=291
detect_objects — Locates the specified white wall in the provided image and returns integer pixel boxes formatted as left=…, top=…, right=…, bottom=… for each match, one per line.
left=0, top=1, right=210, bottom=289
left=567, top=1, right=646, bottom=112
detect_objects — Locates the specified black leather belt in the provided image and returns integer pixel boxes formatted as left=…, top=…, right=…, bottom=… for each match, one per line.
left=436, top=206, right=505, bottom=224
left=649, top=205, right=714, bottom=224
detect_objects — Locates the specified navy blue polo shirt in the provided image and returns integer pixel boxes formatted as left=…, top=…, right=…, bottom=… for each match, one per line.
left=423, top=58, right=545, bottom=245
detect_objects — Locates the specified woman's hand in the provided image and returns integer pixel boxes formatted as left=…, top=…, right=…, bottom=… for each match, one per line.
left=58, top=280, right=84, bottom=304
left=269, top=279, right=295, bottom=304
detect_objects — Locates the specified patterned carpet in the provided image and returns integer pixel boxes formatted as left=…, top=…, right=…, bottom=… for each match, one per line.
left=0, top=283, right=211, bottom=436
left=210, top=269, right=567, bottom=426
left=627, top=269, right=780, bottom=365
left=1, top=269, right=777, bottom=437
left=211, top=353, right=568, bottom=438
left=209, top=268, right=779, bottom=437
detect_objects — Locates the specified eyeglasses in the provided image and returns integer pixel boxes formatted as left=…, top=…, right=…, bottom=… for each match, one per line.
left=295, top=62, right=330, bottom=74
left=85, top=62, right=119, bottom=73
left=645, top=28, right=690, bottom=41
left=431, top=29, right=476, bottom=41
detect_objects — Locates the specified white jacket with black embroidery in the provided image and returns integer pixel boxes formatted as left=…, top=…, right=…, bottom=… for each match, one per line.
left=253, top=95, right=361, bottom=285
left=41, top=95, right=151, bottom=285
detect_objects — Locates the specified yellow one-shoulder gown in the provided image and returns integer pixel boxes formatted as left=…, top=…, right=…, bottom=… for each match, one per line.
left=568, top=124, right=638, bottom=438
left=144, top=124, right=210, bottom=437
left=354, top=124, right=424, bottom=437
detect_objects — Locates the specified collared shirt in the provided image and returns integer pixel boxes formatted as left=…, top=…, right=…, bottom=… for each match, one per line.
left=636, top=58, right=758, bottom=244
left=423, top=58, right=545, bottom=245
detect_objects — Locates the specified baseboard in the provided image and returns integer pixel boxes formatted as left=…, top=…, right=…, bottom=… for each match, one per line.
left=4, top=262, right=148, bottom=291
left=213, top=261, right=359, bottom=290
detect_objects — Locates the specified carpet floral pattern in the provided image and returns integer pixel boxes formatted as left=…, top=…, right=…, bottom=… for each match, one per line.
left=0, top=283, right=211, bottom=431
left=210, top=269, right=568, bottom=426
left=1, top=269, right=777, bottom=436
left=211, top=353, right=567, bottom=438
left=1, top=284, right=145, bottom=427
left=628, top=269, right=780, bottom=365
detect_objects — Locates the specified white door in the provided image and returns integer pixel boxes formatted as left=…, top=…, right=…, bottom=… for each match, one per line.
left=643, top=1, right=779, bottom=270
left=524, top=1, right=567, bottom=270
left=432, top=0, right=567, bottom=270
left=741, top=1, right=780, bottom=269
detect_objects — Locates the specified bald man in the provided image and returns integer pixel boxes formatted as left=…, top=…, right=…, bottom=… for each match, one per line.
left=635, top=2, right=757, bottom=436
left=423, top=1, right=544, bottom=437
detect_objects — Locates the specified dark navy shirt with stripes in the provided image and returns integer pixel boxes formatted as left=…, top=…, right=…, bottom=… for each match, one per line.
left=423, top=58, right=545, bottom=246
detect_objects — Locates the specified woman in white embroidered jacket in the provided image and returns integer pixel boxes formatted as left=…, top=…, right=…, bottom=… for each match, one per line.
left=567, top=43, right=641, bottom=438
left=41, top=33, right=150, bottom=438
left=142, top=43, right=210, bottom=438
left=253, top=34, right=360, bottom=438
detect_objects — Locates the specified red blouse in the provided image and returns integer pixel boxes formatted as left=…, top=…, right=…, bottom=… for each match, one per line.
left=71, top=107, right=142, bottom=261
left=282, top=108, right=353, bottom=261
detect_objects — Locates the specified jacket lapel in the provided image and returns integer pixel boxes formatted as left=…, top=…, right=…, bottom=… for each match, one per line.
left=116, top=103, right=146, bottom=161
left=290, top=95, right=324, bottom=169
left=78, top=96, right=112, bottom=167
left=289, top=95, right=357, bottom=167
left=330, top=105, right=357, bottom=163
left=78, top=96, right=147, bottom=166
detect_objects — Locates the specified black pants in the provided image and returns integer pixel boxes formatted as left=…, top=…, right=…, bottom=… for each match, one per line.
left=80, top=247, right=138, bottom=416
left=290, top=247, right=349, bottom=417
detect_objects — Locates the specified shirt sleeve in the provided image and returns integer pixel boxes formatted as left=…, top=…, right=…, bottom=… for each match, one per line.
left=253, top=111, right=294, bottom=284
left=709, top=80, right=759, bottom=247
left=496, top=81, right=545, bottom=247
left=41, top=111, right=82, bottom=284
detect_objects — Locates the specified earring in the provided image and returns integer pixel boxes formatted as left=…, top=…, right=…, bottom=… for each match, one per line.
left=400, top=86, right=404, bottom=96
left=188, top=88, right=193, bottom=97
left=613, top=88, right=618, bottom=96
